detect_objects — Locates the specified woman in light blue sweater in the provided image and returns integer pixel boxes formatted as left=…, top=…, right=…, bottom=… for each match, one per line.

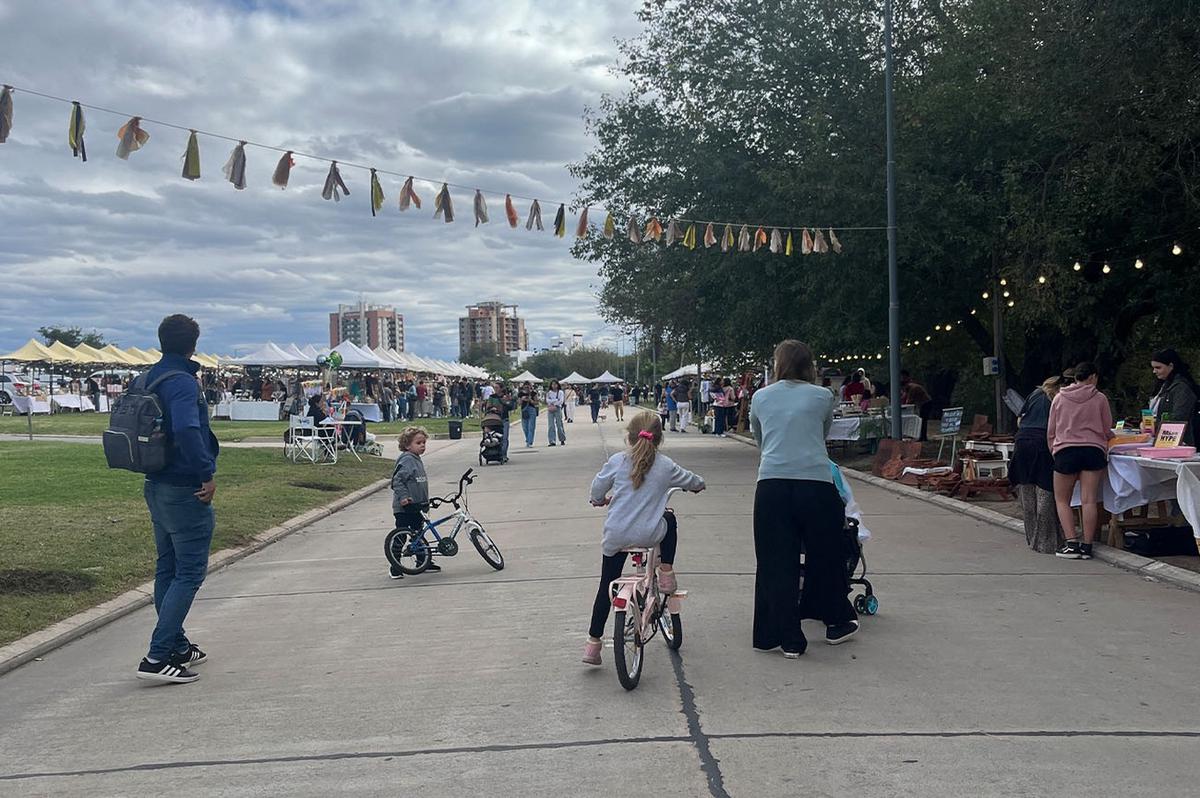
left=749, top=340, right=858, bottom=658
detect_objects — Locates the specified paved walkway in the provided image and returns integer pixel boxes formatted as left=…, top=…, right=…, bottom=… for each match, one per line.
left=1, top=418, right=1198, bottom=796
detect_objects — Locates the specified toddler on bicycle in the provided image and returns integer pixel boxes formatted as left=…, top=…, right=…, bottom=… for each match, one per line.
left=583, top=412, right=705, bottom=665
left=389, top=427, right=440, bottom=578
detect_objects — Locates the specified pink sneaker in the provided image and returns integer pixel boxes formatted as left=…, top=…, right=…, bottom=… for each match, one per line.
left=657, top=567, right=677, bottom=594
left=582, top=639, right=602, bottom=666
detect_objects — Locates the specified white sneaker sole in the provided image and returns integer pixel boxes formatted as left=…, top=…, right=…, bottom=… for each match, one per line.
left=826, top=623, right=860, bottom=645
left=136, top=670, right=199, bottom=684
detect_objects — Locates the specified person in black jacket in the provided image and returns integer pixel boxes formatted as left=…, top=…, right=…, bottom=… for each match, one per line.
left=1010, top=376, right=1067, bottom=553
left=1150, top=348, right=1197, bottom=446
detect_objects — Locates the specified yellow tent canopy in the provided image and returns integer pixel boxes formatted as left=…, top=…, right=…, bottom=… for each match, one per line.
left=46, top=340, right=89, bottom=364
left=145, top=348, right=163, bottom=359
left=100, top=344, right=139, bottom=366
left=71, top=342, right=123, bottom=365
left=124, top=347, right=158, bottom=366
left=0, top=338, right=58, bottom=362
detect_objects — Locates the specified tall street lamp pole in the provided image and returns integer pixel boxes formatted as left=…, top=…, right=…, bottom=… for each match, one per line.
left=885, top=0, right=902, bottom=440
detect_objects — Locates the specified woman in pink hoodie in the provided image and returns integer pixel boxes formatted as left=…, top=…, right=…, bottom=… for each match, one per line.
left=1046, top=362, right=1113, bottom=560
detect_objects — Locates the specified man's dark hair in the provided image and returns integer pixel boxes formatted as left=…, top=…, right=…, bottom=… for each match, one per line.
left=158, top=314, right=200, bottom=356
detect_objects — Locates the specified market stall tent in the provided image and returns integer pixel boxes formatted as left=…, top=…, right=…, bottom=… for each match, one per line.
left=0, top=339, right=59, bottom=363
left=592, top=370, right=622, bottom=384
left=661, top=362, right=716, bottom=380
left=559, top=371, right=591, bottom=385
left=509, top=370, right=542, bottom=383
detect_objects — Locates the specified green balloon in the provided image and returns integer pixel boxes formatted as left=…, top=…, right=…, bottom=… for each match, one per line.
left=328, top=351, right=343, bottom=368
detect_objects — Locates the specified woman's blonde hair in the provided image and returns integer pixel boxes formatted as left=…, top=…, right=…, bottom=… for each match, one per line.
left=398, top=426, right=428, bottom=451
left=773, top=339, right=816, bottom=382
left=1041, top=375, right=1065, bottom=398
left=626, top=412, right=663, bottom=489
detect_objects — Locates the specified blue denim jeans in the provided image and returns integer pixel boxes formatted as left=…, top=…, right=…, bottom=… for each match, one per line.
left=501, top=419, right=511, bottom=459
left=521, top=409, right=537, bottom=445
left=546, top=407, right=565, bottom=444
left=144, top=480, right=214, bottom=661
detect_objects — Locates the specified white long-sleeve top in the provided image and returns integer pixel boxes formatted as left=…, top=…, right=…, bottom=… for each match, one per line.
left=590, top=451, right=705, bottom=556
left=545, top=389, right=566, bottom=410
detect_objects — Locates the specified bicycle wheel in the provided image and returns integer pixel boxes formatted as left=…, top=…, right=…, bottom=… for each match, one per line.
left=384, top=528, right=431, bottom=575
left=468, top=523, right=504, bottom=570
left=658, top=610, right=683, bottom=651
left=612, top=610, right=644, bottom=690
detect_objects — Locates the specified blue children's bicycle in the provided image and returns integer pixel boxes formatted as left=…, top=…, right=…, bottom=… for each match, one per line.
left=384, top=469, right=504, bottom=574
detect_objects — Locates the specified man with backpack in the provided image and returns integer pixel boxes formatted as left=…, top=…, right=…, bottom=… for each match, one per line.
left=121, top=315, right=219, bottom=684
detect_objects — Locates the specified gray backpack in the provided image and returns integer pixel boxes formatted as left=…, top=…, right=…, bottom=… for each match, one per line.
left=103, top=371, right=189, bottom=473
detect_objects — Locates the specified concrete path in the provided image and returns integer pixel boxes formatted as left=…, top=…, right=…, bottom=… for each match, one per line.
left=1, top=417, right=1197, bottom=796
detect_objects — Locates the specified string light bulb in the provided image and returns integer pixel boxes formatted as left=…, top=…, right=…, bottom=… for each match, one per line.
left=1007, top=300, right=1015, bottom=307
left=1003, top=290, right=1010, bottom=298
left=1102, top=263, right=1111, bottom=274
left=925, top=335, right=932, bottom=342
left=982, top=291, right=989, bottom=299
left=1037, top=275, right=1046, bottom=284
left=1073, top=261, right=1082, bottom=271
left=999, top=278, right=1007, bottom=286
left=970, top=309, right=977, bottom=315
left=1134, top=258, right=1144, bottom=269
left=935, top=324, right=942, bottom=331
left=1172, top=243, right=1183, bottom=256
left=876, top=353, right=883, bottom=359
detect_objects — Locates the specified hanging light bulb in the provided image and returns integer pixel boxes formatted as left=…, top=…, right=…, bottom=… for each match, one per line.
left=876, top=353, right=883, bottom=359
left=1007, top=300, right=1015, bottom=307
left=970, top=309, right=977, bottom=315
left=1172, top=243, right=1182, bottom=256
left=1037, top=275, right=1046, bottom=284
left=1073, top=261, right=1082, bottom=271
left=1134, top=258, right=1144, bottom=270
left=982, top=291, right=990, bottom=299
left=1102, top=263, right=1111, bottom=274
left=934, top=324, right=942, bottom=331
left=999, top=278, right=1007, bottom=286
left=925, top=335, right=932, bottom=342
left=1003, top=290, right=1010, bottom=298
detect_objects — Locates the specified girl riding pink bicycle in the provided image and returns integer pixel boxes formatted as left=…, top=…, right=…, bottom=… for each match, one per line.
left=583, top=412, right=705, bottom=666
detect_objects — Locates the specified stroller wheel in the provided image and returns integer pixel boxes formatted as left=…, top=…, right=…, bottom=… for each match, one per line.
left=854, top=595, right=867, bottom=614
left=865, top=595, right=879, bottom=615
left=479, top=454, right=484, bottom=466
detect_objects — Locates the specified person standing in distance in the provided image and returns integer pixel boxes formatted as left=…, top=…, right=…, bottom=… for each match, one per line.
left=136, top=314, right=220, bottom=684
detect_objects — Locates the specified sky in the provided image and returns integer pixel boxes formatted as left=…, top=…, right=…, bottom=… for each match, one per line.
left=0, top=0, right=643, bottom=360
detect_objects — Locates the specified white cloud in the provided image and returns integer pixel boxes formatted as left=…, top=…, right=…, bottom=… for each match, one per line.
left=0, top=0, right=640, bottom=359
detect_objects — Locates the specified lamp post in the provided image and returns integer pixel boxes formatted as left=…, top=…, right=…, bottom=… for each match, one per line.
left=884, top=0, right=902, bottom=440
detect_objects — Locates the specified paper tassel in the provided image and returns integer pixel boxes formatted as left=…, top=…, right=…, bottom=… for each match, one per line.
left=272, top=151, right=294, bottom=188
left=434, top=183, right=454, bottom=222
left=644, top=217, right=663, bottom=242
left=68, top=101, right=87, bottom=161
left=321, top=161, right=350, bottom=202
left=222, top=142, right=247, bottom=189
left=785, top=231, right=794, bottom=256
left=178, top=130, right=201, bottom=180
left=682, top=223, right=697, bottom=250
left=0, top=86, right=12, bottom=144
left=663, top=219, right=681, bottom=246
left=115, top=116, right=149, bottom=160
left=474, top=190, right=489, bottom=226
left=801, top=228, right=814, bottom=255
left=627, top=216, right=642, bottom=244
left=769, top=228, right=783, bottom=254
left=737, top=225, right=751, bottom=252
left=575, top=207, right=589, bottom=238
left=603, top=212, right=616, bottom=239
left=525, top=199, right=543, bottom=231
left=813, top=228, right=829, bottom=253
left=370, top=169, right=385, bottom=216
left=703, top=223, right=716, bottom=249
left=753, top=227, right=768, bottom=252
left=505, top=194, right=519, bottom=228
left=829, top=228, right=842, bottom=254
left=722, top=224, right=734, bottom=253
left=553, top=204, right=567, bottom=238
left=398, top=176, right=421, bottom=210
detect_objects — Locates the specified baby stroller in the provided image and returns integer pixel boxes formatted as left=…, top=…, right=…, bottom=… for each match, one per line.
left=479, top=412, right=506, bottom=465
left=798, top=519, right=879, bottom=618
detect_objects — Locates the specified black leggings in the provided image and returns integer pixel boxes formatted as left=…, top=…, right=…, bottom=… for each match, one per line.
left=588, top=512, right=677, bottom=638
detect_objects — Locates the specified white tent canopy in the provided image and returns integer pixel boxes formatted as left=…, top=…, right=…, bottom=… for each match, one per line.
left=662, top=362, right=716, bottom=380
left=236, top=342, right=308, bottom=367
left=509, top=370, right=542, bottom=383
left=330, top=340, right=384, bottom=369
left=592, top=370, right=622, bottom=384
left=559, top=371, right=591, bottom=385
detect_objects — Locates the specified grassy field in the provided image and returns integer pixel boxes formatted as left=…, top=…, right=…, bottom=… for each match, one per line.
left=0, top=413, right=484, bottom=441
left=0, top=442, right=393, bottom=647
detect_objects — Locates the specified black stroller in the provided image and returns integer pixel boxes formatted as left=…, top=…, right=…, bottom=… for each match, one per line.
left=798, top=518, right=878, bottom=617
left=479, top=413, right=506, bottom=465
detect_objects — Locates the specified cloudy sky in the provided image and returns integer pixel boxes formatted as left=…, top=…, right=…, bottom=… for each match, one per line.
left=0, top=0, right=643, bottom=360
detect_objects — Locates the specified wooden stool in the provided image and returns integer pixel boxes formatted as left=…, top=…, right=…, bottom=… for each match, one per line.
left=1106, top=501, right=1186, bottom=548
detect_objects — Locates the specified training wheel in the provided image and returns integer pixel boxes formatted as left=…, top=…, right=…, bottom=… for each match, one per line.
left=865, top=595, right=879, bottom=615
left=854, top=595, right=867, bottom=614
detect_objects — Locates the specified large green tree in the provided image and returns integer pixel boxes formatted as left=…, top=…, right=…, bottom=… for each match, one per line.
left=37, top=325, right=110, bottom=349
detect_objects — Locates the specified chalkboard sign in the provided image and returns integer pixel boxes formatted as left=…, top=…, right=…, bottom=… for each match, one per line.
left=940, top=406, right=964, bottom=436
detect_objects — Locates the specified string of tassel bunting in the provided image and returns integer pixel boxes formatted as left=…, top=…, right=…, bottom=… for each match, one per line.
left=0, top=83, right=855, bottom=255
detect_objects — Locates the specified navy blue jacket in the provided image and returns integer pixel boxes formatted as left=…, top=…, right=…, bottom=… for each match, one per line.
left=145, top=353, right=219, bottom=487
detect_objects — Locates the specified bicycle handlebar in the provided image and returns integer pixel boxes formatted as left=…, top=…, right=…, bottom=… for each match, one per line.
left=433, top=469, right=477, bottom=508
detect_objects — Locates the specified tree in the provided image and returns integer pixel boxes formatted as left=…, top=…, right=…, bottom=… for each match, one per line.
left=37, top=325, right=110, bottom=348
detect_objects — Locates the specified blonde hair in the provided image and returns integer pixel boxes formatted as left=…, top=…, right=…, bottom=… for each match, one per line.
left=1041, top=375, right=1065, bottom=398
left=626, top=412, right=663, bottom=489
left=398, top=426, right=428, bottom=451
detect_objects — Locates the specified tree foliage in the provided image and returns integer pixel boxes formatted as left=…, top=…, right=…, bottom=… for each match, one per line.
left=37, top=325, right=110, bottom=349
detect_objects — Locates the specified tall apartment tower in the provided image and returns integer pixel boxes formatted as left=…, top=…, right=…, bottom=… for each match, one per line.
left=459, top=301, right=528, bottom=359
left=329, top=302, right=405, bottom=351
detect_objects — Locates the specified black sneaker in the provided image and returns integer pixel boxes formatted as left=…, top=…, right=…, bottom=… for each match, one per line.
left=826, top=621, right=860, bottom=645
left=1078, top=543, right=1094, bottom=559
left=425, top=561, right=442, bottom=572
left=171, top=643, right=207, bottom=667
left=1055, top=540, right=1085, bottom=559
left=389, top=564, right=405, bottom=579
left=136, top=658, right=199, bottom=684
left=782, top=635, right=808, bottom=658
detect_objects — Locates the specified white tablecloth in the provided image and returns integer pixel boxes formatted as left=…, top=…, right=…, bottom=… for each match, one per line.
left=11, top=396, right=51, bottom=414
left=229, top=401, right=282, bottom=421
left=213, top=400, right=233, bottom=419
left=828, top=414, right=922, bottom=441
left=350, top=403, right=382, bottom=423
left=1072, top=454, right=1200, bottom=538
left=51, top=395, right=95, bottom=412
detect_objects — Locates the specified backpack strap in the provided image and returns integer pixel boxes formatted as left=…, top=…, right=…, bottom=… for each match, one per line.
left=144, top=370, right=193, bottom=393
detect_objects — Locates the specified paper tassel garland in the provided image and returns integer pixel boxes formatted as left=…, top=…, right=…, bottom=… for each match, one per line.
left=321, top=161, right=350, bottom=202
left=115, top=116, right=149, bottom=160
left=525, top=199, right=543, bottom=231
left=753, top=227, right=768, bottom=252
left=180, top=131, right=201, bottom=180
left=474, top=190, right=489, bottom=226
left=370, top=169, right=385, bottom=216
left=627, top=216, right=642, bottom=244
left=0, top=86, right=12, bottom=144
left=785, top=231, right=794, bottom=256
left=272, top=151, right=294, bottom=189
left=665, top=219, right=681, bottom=247
left=813, top=228, right=829, bottom=254
left=398, top=176, right=421, bottom=210
left=603, top=212, right=616, bottom=239
left=68, top=101, right=86, bottom=161
left=222, top=142, right=247, bottom=189
left=737, top=225, right=751, bottom=252
left=553, top=203, right=566, bottom=238
left=769, top=228, right=783, bottom=254
left=703, top=223, right=716, bottom=249
left=575, top=207, right=589, bottom=238
left=801, top=228, right=814, bottom=255
left=829, top=228, right=842, bottom=253
left=505, top=194, right=519, bottom=228
left=722, top=224, right=734, bottom=253
left=682, top=223, right=697, bottom=250
left=644, top=217, right=663, bottom=242
left=434, top=183, right=454, bottom=222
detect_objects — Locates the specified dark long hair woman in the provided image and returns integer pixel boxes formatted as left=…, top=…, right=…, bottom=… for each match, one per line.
left=1150, top=348, right=1197, bottom=446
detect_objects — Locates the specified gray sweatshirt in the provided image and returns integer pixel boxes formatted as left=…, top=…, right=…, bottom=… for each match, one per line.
left=391, top=451, right=429, bottom=513
left=590, top=451, right=705, bottom=556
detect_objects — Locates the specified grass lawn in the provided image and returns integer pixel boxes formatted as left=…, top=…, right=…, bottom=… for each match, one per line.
left=0, top=442, right=392, bottom=647
left=0, top=413, right=484, bottom=442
